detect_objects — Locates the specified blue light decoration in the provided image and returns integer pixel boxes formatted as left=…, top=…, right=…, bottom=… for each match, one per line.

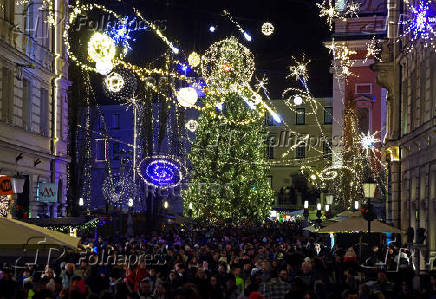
left=190, top=81, right=207, bottom=98
left=178, top=63, right=190, bottom=75
left=243, top=31, right=252, bottom=42
left=105, top=17, right=147, bottom=55
left=137, top=156, right=184, bottom=189
left=403, top=0, right=436, bottom=50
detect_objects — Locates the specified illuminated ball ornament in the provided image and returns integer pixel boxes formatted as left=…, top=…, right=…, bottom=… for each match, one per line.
left=88, top=32, right=116, bottom=63
left=201, top=37, right=255, bottom=86
left=95, top=61, right=114, bottom=75
left=261, top=22, right=275, bottom=36
left=137, top=156, right=185, bottom=189
left=104, top=72, right=125, bottom=93
left=188, top=52, right=201, bottom=67
left=293, top=96, right=303, bottom=106
left=185, top=120, right=199, bottom=132
left=177, top=87, right=198, bottom=108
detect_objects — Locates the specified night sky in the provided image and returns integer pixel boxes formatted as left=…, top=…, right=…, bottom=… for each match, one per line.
left=96, top=0, right=332, bottom=100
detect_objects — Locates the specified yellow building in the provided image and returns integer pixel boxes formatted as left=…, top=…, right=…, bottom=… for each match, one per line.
left=266, top=97, right=333, bottom=211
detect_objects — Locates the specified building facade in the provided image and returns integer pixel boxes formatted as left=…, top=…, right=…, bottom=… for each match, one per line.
left=0, top=0, right=69, bottom=218
left=374, top=0, right=436, bottom=269
left=267, top=97, right=333, bottom=211
left=330, top=0, right=388, bottom=167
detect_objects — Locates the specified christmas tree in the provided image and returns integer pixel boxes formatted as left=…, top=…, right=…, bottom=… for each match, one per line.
left=183, top=37, right=274, bottom=222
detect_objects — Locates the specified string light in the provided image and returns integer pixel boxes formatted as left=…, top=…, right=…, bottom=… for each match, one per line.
left=223, top=10, right=253, bottom=42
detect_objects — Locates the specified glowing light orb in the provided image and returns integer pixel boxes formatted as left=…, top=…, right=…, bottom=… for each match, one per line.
left=104, top=72, right=125, bottom=93
left=188, top=52, right=201, bottom=67
left=310, top=174, right=317, bottom=180
left=88, top=32, right=116, bottom=63
left=138, top=157, right=183, bottom=188
left=261, top=22, right=275, bottom=36
left=293, top=96, right=303, bottom=105
left=95, top=60, right=114, bottom=75
left=177, top=87, right=198, bottom=107
left=185, top=119, right=199, bottom=132
left=209, top=25, right=216, bottom=32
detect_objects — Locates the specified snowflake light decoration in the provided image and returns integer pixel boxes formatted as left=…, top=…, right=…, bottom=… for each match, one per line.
left=288, top=57, right=310, bottom=83
left=402, top=0, right=436, bottom=51
left=317, top=0, right=344, bottom=30
left=364, top=37, right=382, bottom=63
left=345, top=1, right=361, bottom=18
left=360, top=131, right=380, bottom=155
left=105, top=17, right=147, bottom=55
left=326, top=41, right=357, bottom=79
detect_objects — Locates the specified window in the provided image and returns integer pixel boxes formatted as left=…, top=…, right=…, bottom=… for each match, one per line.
left=96, top=139, right=107, bottom=161
left=296, top=143, right=305, bottom=159
left=112, top=113, right=120, bottom=129
left=355, top=83, right=372, bottom=95
left=22, top=79, right=32, bottom=130
left=25, top=1, right=35, bottom=36
left=40, top=88, right=49, bottom=136
left=1, top=67, right=14, bottom=122
left=296, top=108, right=305, bottom=125
left=324, top=107, right=333, bottom=124
left=2, top=0, right=15, bottom=23
left=323, top=140, right=332, bottom=157
left=112, top=142, right=120, bottom=160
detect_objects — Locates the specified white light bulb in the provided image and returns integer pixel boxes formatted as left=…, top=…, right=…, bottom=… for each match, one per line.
left=209, top=25, right=216, bottom=32
left=293, top=96, right=303, bottom=106
left=79, top=197, right=84, bottom=206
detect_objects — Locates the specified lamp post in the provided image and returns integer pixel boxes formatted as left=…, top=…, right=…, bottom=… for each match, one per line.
left=363, top=182, right=376, bottom=233
left=354, top=200, right=359, bottom=211
left=316, top=203, right=322, bottom=228
left=303, top=200, right=309, bottom=221
left=127, top=198, right=134, bottom=237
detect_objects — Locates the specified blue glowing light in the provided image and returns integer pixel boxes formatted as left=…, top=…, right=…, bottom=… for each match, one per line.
left=209, top=25, right=216, bottom=32
left=243, top=31, right=252, bottom=42
left=190, top=81, right=206, bottom=98
left=404, top=0, right=436, bottom=45
left=138, top=156, right=183, bottom=188
left=179, top=63, right=190, bottom=74
left=105, top=17, right=147, bottom=54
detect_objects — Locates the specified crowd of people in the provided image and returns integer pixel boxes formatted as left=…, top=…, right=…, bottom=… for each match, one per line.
left=0, top=221, right=436, bottom=299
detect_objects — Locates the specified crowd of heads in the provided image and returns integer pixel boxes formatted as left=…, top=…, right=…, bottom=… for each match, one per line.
left=0, top=221, right=436, bottom=299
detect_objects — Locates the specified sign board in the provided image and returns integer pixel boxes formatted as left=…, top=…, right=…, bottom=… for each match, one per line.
left=38, top=183, right=58, bottom=203
left=0, top=176, right=13, bottom=195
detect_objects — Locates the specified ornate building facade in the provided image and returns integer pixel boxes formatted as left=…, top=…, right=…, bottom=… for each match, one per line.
left=374, top=0, right=436, bottom=269
left=0, top=0, right=69, bottom=218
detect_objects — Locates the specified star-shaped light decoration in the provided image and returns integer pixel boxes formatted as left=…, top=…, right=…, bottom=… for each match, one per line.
left=360, top=131, right=380, bottom=155
left=317, top=0, right=344, bottom=31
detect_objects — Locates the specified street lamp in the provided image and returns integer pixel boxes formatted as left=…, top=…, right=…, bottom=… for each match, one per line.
left=363, top=182, right=376, bottom=233
left=163, top=200, right=169, bottom=210
left=326, top=195, right=333, bottom=205
left=354, top=200, right=359, bottom=211
left=316, top=203, right=322, bottom=227
left=303, top=200, right=309, bottom=220
left=79, top=197, right=84, bottom=206
left=325, top=204, right=330, bottom=212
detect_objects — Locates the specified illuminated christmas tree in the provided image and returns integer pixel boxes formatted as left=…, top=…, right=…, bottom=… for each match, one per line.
left=183, top=37, right=274, bottom=222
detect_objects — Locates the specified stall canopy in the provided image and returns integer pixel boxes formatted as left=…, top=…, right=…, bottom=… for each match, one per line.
left=0, top=217, right=81, bottom=249
left=317, top=212, right=401, bottom=234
